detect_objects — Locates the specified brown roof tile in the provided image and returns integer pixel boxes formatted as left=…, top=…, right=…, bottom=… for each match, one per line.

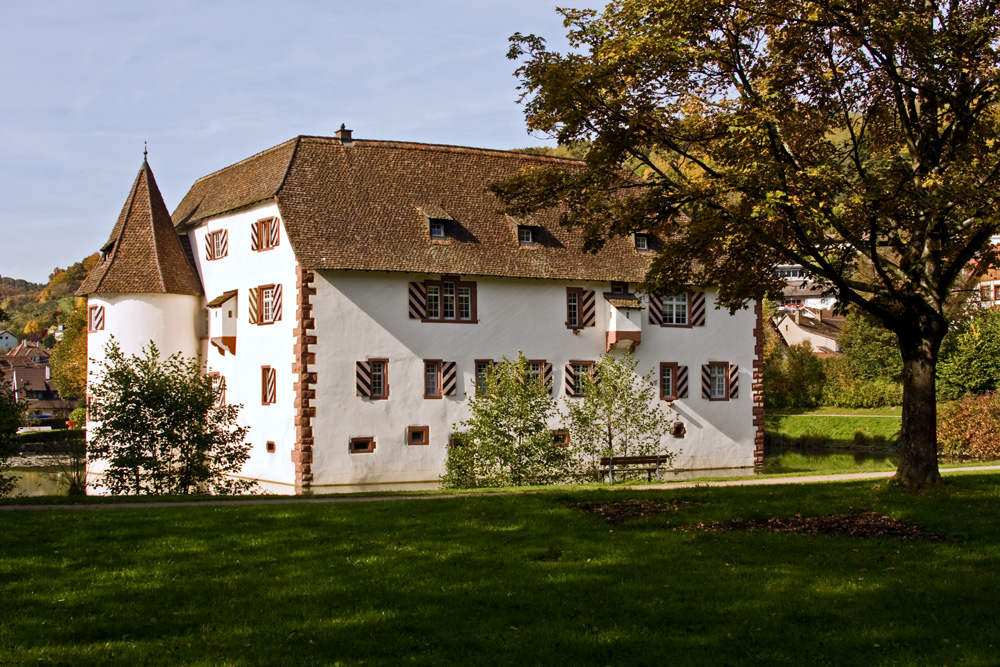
left=172, top=136, right=657, bottom=283
left=79, top=160, right=202, bottom=297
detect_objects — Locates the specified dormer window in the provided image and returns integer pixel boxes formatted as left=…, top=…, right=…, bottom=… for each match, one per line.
left=634, top=234, right=649, bottom=251
left=518, top=226, right=534, bottom=246
left=429, top=221, right=446, bottom=239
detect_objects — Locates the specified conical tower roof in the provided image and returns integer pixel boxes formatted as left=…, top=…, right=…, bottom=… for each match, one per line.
left=78, top=159, right=202, bottom=297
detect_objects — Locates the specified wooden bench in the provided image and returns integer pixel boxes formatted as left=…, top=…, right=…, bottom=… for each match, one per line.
left=599, top=455, right=673, bottom=485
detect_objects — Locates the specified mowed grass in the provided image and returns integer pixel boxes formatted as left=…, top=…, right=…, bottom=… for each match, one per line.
left=3, top=476, right=1000, bottom=666
left=766, top=412, right=902, bottom=442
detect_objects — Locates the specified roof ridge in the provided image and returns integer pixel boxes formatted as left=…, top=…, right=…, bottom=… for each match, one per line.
left=274, top=136, right=302, bottom=197
left=190, top=137, right=301, bottom=185
left=145, top=168, right=167, bottom=293
left=294, top=135, right=585, bottom=165
left=96, top=167, right=143, bottom=293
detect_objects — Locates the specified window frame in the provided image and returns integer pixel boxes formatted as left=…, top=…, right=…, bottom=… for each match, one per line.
left=661, top=293, right=691, bottom=327
left=407, top=425, right=430, bottom=446
left=258, top=284, right=277, bottom=326
left=708, top=362, right=730, bottom=401
left=421, top=277, right=477, bottom=323
left=349, top=436, right=376, bottom=454
left=257, top=217, right=279, bottom=252
left=567, top=360, right=595, bottom=397
left=551, top=429, right=570, bottom=447
left=88, top=305, right=105, bottom=332
left=369, top=358, right=389, bottom=400
left=207, top=230, right=227, bottom=260
left=261, top=365, right=276, bottom=405
left=475, top=359, right=494, bottom=396
left=566, top=287, right=583, bottom=329
left=423, top=359, right=443, bottom=399
left=634, top=234, right=649, bottom=251
left=527, top=359, right=547, bottom=387
left=517, top=226, right=534, bottom=246
left=266, top=441, right=276, bottom=453
left=429, top=220, right=446, bottom=239
left=660, top=362, right=679, bottom=401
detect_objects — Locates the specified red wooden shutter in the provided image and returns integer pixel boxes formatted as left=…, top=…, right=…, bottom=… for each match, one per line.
left=442, top=361, right=457, bottom=396
left=205, top=236, right=215, bottom=261
left=250, top=222, right=260, bottom=251
left=701, top=364, right=712, bottom=399
left=564, top=364, right=576, bottom=396
left=648, top=294, right=663, bottom=325
left=248, top=288, right=259, bottom=325
left=542, top=362, right=553, bottom=393
left=408, top=282, right=427, bottom=319
left=269, top=219, right=280, bottom=247
left=261, top=367, right=276, bottom=404
left=272, top=284, right=282, bottom=322
left=356, top=361, right=372, bottom=397
left=95, top=306, right=105, bottom=331
left=729, top=364, right=739, bottom=399
left=219, top=230, right=229, bottom=258
left=689, top=291, right=706, bottom=326
left=676, top=365, right=688, bottom=398
left=581, top=290, right=596, bottom=327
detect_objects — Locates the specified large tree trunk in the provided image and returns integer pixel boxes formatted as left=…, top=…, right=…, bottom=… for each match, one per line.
left=894, top=323, right=946, bottom=489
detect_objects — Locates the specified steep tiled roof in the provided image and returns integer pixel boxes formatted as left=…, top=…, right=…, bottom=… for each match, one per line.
left=172, top=135, right=657, bottom=283
left=78, top=160, right=202, bottom=297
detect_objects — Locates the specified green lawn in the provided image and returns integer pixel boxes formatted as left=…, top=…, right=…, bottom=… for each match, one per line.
left=766, top=411, right=902, bottom=443
left=3, top=476, right=1000, bottom=666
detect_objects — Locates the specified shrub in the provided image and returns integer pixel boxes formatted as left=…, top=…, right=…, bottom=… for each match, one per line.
left=938, top=393, right=1000, bottom=459
left=443, top=353, right=565, bottom=488
left=14, top=429, right=85, bottom=446
left=88, top=339, right=255, bottom=495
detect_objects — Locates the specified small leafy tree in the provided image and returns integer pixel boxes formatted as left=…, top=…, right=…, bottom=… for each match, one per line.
left=938, top=308, right=1000, bottom=398
left=765, top=341, right=827, bottom=408
left=564, top=353, right=674, bottom=478
left=443, top=353, right=565, bottom=488
left=0, top=382, right=27, bottom=497
left=49, top=298, right=88, bottom=399
left=88, top=339, right=255, bottom=495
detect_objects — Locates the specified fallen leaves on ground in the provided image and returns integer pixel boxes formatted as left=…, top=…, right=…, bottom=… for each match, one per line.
left=569, top=499, right=692, bottom=525
left=688, top=512, right=943, bottom=541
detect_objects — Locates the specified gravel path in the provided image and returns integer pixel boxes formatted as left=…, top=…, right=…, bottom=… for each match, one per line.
left=3, top=465, right=999, bottom=512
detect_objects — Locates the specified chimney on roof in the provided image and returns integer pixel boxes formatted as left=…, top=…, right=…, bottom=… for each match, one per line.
left=794, top=308, right=801, bottom=325
left=335, top=124, right=353, bottom=146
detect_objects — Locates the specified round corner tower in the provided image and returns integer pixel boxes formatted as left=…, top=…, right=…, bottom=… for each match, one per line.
left=77, top=157, right=204, bottom=379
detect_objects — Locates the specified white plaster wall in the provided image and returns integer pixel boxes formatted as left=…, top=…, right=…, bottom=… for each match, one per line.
left=308, top=271, right=758, bottom=490
left=84, top=293, right=202, bottom=492
left=188, top=203, right=299, bottom=491
left=86, top=293, right=201, bottom=366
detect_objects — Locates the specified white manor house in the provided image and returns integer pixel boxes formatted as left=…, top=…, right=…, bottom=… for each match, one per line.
left=79, top=130, right=764, bottom=493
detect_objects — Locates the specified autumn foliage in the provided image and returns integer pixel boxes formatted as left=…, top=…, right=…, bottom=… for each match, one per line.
left=937, top=393, right=1000, bottom=460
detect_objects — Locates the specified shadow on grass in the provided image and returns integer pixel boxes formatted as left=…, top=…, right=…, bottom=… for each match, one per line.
left=1, top=477, right=998, bottom=666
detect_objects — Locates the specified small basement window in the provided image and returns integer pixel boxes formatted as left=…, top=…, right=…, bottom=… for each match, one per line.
left=551, top=429, right=569, bottom=447
left=429, top=221, right=446, bottom=239
left=518, top=226, right=534, bottom=245
left=266, top=441, right=276, bottom=453
left=611, top=282, right=628, bottom=294
left=349, top=437, right=376, bottom=454
left=408, top=425, right=430, bottom=446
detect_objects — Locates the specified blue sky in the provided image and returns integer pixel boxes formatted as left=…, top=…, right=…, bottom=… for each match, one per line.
left=0, top=1, right=597, bottom=283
